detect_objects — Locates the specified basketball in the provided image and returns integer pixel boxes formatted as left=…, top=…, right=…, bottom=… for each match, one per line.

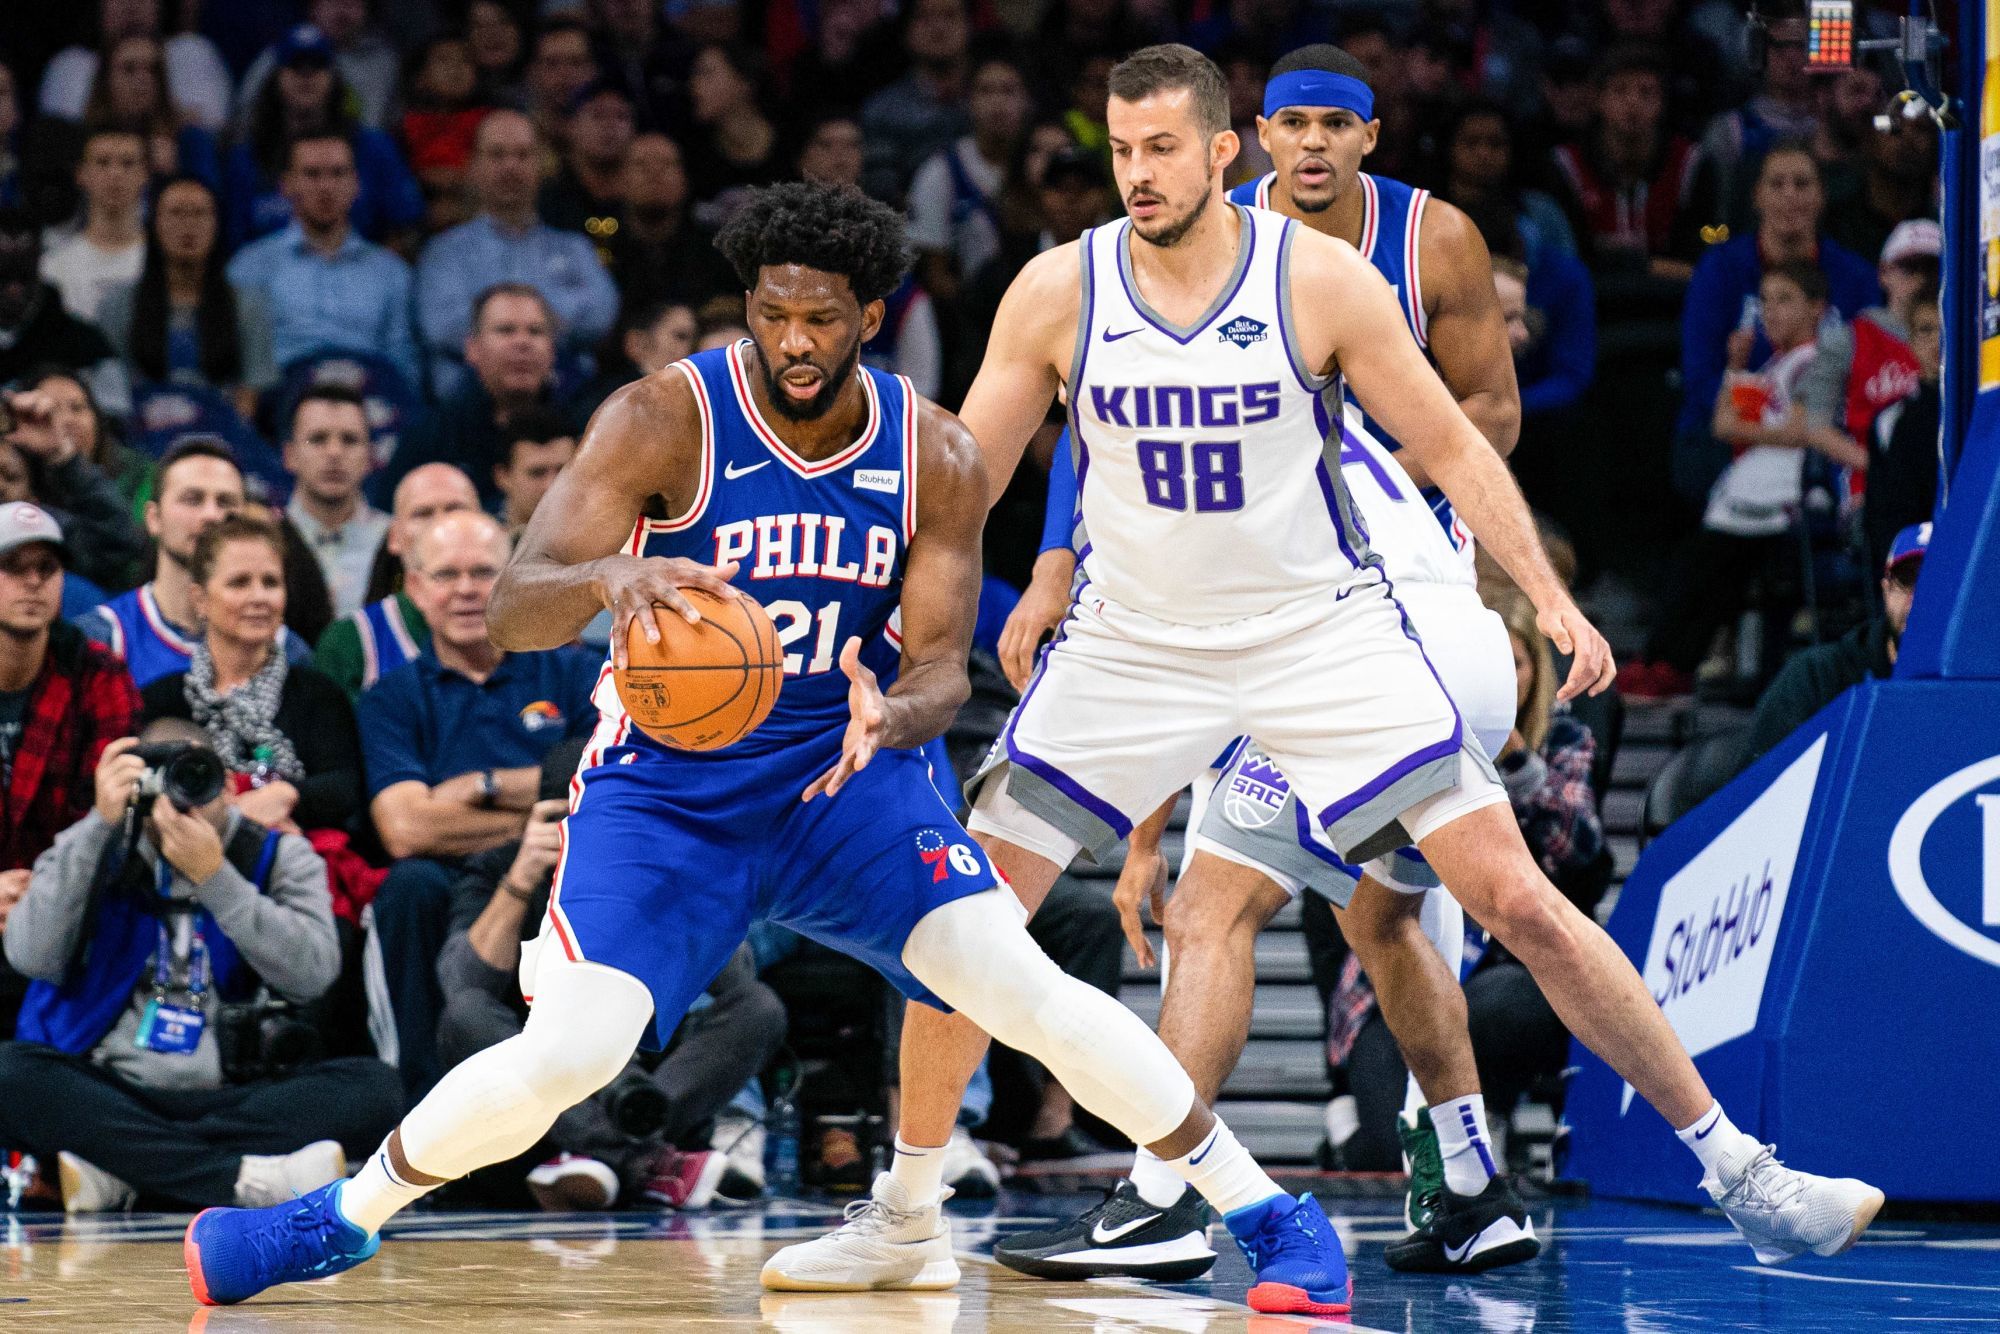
left=614, top=590, right=783, bottom=751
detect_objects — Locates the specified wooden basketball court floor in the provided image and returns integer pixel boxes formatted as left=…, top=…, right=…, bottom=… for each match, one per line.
left=7, top=1187, right=1998, bottom=1331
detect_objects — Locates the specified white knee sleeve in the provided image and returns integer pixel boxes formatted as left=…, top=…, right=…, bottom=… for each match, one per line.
left=399, top=956, right=654, bottom=1180
left=903, top=889, right=1195, bottom=1146
left=1420, top=887, right=1466, bottom=982
left=1403, top=888, right=1468, bottom=1117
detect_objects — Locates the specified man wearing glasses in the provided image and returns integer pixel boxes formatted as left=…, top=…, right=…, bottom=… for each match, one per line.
left=357, top=510, right=597, bottom=1098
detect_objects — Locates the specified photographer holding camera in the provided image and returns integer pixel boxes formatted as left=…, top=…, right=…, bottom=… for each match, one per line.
left=0, top=719, right=401, bottom=1212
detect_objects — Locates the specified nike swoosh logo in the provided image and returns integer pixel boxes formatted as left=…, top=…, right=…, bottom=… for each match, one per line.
left=723, top=459, right=772, bottom=479
left=1090, top=1214, right=1159, bottom=1244
left=1444, top=1235, right=1478, bottom=1263
left=1694, top=1120, right=1716, bottom=1139
left=1101, top=327, right=1143, bottom=343
left=1187, top=1129, right=1220, bottom=1166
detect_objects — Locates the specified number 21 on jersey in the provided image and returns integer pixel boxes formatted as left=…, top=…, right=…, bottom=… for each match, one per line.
left=766, top=600, right=842, bottom=675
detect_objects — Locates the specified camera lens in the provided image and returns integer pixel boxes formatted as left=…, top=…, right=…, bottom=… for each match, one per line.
left=162, top=749, right=227, bottom=810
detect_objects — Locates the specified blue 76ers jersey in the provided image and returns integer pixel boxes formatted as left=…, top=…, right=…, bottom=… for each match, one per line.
left=1231, top=170, right=1474, bottom=585
left=593, top=340, right=918, bottom=759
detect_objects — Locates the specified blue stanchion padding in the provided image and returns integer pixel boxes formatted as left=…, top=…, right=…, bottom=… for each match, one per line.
left=129, top=382, right=291, bottom=505
left=1565, top=677, right=2000, bottom=1204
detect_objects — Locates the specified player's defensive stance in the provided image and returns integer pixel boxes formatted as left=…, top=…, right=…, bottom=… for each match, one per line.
left=181, top=182, right=1349, bottom=1312
left=994, top=43, right=1537, bottom=1279
left=772, top=45, right=1882, bottom=1298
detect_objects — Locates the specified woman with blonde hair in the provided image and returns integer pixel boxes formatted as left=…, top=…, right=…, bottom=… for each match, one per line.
left=1492, top=591, right=1603, bottom=888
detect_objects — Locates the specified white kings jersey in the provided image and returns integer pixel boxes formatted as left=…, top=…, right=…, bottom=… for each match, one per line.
left=1333, top=407, right=1475, bottom=588
left=1237, top=170, right=1476, bottom=588
left=1067, top=205, right=1378, bottom=642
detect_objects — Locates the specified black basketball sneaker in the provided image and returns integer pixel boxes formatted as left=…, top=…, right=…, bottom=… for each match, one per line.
left=1384, top=1175, right=1542, bottom=1274
left=993, top=1180, right=1216, bottom=1281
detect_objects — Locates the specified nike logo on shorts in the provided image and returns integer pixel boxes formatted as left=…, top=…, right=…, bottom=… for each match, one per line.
left=724, top=459, right=772, bottom=479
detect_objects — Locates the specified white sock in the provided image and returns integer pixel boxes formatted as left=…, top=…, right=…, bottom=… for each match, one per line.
left=336, top=1140, right=435, bottom=1235
left=1401, top=1075, right=1425, bottom=1120
left=1127, top=1148, right=1185, bottom=1208
left=888, top=1135, right=946, bottom=1206
left=1163, top=1118, right=1284, bottom=1217
left=1428, top=1094, right=1498, bottom=1195
left=1676, top=1102, right=1755, bottom=1177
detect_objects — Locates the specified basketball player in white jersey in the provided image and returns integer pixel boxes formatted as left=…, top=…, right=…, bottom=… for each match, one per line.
left=991, top=41, right=1543, bottom=1278
left=767, top=45, right=1881, bottom=1297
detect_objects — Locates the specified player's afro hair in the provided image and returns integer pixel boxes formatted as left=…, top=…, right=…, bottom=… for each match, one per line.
left=713, top=182, right=913, bottom=308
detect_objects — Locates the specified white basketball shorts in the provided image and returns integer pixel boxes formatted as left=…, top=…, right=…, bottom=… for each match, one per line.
left=967, top=575, right=1504, bottom=873
left=1185, top=582, right=1516, bottom=905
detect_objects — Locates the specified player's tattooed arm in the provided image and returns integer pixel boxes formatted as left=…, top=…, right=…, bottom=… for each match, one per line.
left=802, top=403, right=988, bottom=801
left=1414, top=198, right=1521, bottom=468
left=489, top=372, right=741, bottom=665
left=1292, top=231, right=1615, bottom=699
left=957, top=243, right=1078, bottom=508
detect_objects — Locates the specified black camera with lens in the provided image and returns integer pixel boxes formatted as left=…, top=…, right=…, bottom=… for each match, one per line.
left=599, top=1068, right=672, bottom=1141
left=130, top=741, right=227, bottom=814
left=215, top=996, right=327, bottom=1084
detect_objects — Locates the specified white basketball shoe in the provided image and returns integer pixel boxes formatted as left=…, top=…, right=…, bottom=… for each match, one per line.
left=1704, top=1141, right=1885, bottom=1265
left=760, top=1174, right=959, bottom=1291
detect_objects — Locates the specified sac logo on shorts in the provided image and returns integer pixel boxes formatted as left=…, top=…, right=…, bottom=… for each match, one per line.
left=1222, top=750, right=1290, bottom=829
left=519, top=700, right=566, bottom=732
left=1218, top=315, right=1268, bottom=349
left=916, top=829, right=982, bottom=882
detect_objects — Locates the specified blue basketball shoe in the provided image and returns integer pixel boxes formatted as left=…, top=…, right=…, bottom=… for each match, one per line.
left=185, top=1181, right=379, bottom=1305
left=1225, top=1192, right=1352, bottom=1316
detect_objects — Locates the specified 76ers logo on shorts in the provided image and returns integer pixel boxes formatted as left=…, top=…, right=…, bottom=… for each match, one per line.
left=917, top=829, right=983, bottom=882
left=1222, top=750, right=1291, bottom=829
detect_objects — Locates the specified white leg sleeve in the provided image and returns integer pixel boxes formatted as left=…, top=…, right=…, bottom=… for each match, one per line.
left=902, top=889, right=1196, bottom=1147
left=1403, top=887, right=1469, bottom=1117
left=397, top=954, right=655, bottom=1181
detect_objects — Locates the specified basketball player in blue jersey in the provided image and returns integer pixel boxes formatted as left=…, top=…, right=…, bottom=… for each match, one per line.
left=781, top=46, right=1881, bottom=1307
left=993, top=44, right=1545, bottom=1278
left=182, top=182, right=1349, bottom=1311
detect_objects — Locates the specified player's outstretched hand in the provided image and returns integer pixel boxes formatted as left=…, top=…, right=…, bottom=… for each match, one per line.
left=803, top=638, right=884, bottom=802
left=597, top=555, right=741, bottom=670
left=1113, top=844, right=1169, bottom=968
left=998, top=570, right=1069, bottom=692
left=1539, top=601, right=1616, bottom=701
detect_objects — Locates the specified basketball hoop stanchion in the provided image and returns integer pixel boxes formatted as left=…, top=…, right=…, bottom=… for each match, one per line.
left=1564, top=5, right=2000, bottom=1208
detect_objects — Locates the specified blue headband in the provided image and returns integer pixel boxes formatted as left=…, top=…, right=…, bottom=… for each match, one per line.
left=1262, top=69, right=1374, bottom=121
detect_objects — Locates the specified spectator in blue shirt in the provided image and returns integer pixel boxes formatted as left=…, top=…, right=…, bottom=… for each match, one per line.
left=357, top=509, right=596, bottom=1096
left=414, top=111, right=618, bottom=399
left=1674, top=142, right=1878, bottom=498
left=226, top=133, right=420, bottom=389
left=372, top=284, right=586, bottom=512
left=222, top=25, right=423, bottom=253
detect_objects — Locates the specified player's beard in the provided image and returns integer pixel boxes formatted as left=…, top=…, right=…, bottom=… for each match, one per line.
left=1285, top=155, right=1342, bottom=214
left=762, top=339, right=861, bottom=422
left=1127, top=187, right=1211, bottom=249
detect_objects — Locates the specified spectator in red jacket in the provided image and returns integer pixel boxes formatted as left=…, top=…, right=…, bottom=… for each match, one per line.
left=0, top=490, right=142, bottom=1039
left=1549, top=44, right=1710, bottom=282
left=0, top=499, right=139, bottom=878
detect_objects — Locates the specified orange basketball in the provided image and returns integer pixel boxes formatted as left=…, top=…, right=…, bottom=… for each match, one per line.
left=614, top=590, right=784, bottom=751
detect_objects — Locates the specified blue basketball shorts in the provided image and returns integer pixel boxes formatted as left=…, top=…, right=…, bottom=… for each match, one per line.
left=544, top=729, right=998, bottom=1048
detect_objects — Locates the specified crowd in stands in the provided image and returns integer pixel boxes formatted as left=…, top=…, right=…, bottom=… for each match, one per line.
left=0, top=0, right=1946, bottom=1212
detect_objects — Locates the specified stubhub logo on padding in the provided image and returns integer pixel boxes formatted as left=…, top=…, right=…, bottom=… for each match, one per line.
left=1889, top=754, right=2000, bottom=970
left=1625, top=736, right=1826, bottom=1113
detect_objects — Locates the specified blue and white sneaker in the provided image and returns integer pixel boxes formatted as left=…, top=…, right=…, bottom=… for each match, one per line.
left=1225, top=1192, right=1352, bottom=1316
left=185, top=1181, right=380, bottom=1306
